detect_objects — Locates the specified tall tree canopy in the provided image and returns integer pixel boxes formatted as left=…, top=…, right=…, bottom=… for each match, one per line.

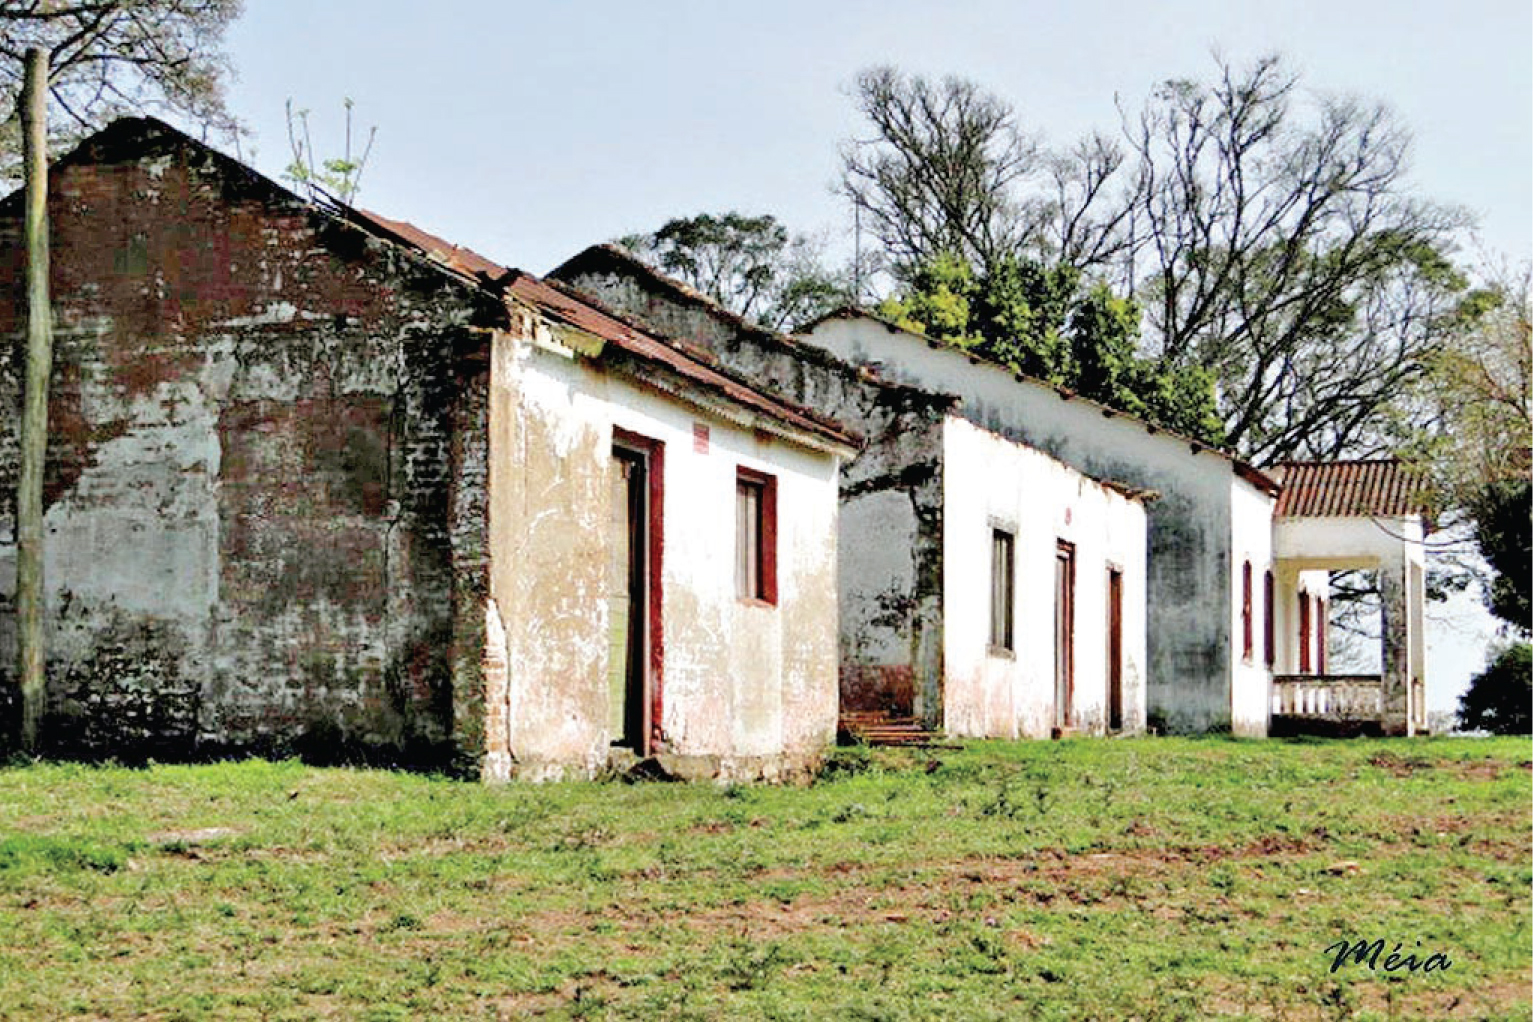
left=876, top=252, right=1224, bottom=443
left=1123, top=56, right=1474, bottom=462
left=840, top=55, right=1482, bottom=464
left=0, top=0, right=242, bottom=186
left=616, top=212, right=851, bottom=332
left=1412, top=263, right=1532, bottom=627
left=841, top=67, right=1043, bottom=280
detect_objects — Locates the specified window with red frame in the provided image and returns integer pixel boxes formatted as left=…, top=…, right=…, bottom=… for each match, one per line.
left=736, top=467, right=777, bottom=604
left=1263, top=569, right=1275, bottom=668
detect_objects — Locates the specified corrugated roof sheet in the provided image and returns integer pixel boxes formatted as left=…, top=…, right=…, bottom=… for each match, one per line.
left=346, top=210, right=859, bottom=452
left=357, top=208, right=510, bottom=281
left=1271, top=460, right=1430, bottom=518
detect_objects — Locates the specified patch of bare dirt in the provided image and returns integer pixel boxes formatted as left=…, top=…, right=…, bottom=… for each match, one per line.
left=1368, top=753, right=1515, bottom=781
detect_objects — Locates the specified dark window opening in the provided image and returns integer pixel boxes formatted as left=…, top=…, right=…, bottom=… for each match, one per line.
left=1263, top=570, right=1276, bottom=668
left=1241, top=560, right=1254, bottom=661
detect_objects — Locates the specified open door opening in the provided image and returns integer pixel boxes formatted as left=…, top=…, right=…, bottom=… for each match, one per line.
left=1107, top=566, right=1123, bottom=732
left=609, top=445, right=651, bottom=754
left=1055, top=540, right=1076, bottom=731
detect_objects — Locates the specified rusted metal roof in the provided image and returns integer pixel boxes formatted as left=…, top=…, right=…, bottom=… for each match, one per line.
left=1271, top=460, right=1430, bottom=518
left=356, top=208, right=511, bottom=282
left=345, top=210, right=860, bottom=452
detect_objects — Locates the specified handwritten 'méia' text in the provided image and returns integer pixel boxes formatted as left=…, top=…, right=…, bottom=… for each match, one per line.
left=1325, top=938, right=1452, bottom=975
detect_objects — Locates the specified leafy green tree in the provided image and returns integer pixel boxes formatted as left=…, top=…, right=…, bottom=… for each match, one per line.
left=617, top=211, right=850, bottom=332
left=878, top=252, right=1224, bottom=443
left=1472, top=477, right=1532, bottom=629
left=1457, top=642, right=1531, bottom=735
left=0, top=0, right=242, bottom=187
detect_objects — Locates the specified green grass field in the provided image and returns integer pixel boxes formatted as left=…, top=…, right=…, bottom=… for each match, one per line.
left=0, top=737, right=1527, bottom=1020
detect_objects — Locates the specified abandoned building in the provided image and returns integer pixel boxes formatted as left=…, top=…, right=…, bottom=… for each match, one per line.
left=553, top=246, right=1153, bottom=740
left=0, top=118, right=858, bottom=779
left=553, top=246, right=1287, bottom=737
left=1, top=118, right=1438, bottom=775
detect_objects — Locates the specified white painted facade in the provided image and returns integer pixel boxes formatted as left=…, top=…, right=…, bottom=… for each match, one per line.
left=484, top=305, right=851, bottom=781
left=941, top=417, right=1148, bottom=738
left=550, top=253, right=1155, bottom=742
left=804, top=313, right=1277, bottom=736
left=1229, top=476, right=1276, bottom=736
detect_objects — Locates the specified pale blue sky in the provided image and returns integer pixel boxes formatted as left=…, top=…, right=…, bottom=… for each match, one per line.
left=223, top=0, right=1531, bottom=278
left=219, top=1, right=1528, bottom=715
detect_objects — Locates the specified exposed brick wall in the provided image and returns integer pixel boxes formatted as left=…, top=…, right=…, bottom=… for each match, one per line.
left=0, top=120, right=502, bottom=768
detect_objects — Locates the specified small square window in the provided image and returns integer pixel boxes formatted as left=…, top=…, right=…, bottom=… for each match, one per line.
left=736, top=468, right=777, bottom=603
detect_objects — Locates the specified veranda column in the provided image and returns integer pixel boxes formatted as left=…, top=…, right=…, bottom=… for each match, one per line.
left=1377, top=557, right=1413, bottom=736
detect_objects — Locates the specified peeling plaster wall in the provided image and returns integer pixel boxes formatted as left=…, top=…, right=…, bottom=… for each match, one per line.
left=941, top=417, right=1148, bottom=738
left=553, top=267, right=952, bottom=728
left=486, top=312, right=842, bottom=781
left=0, top=123, right=498, bottom=765
left=806, top=316, right=1256, bottom=734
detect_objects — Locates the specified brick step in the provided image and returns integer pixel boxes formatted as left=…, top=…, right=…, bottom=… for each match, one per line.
left=838, top=713, right=957, bottom=748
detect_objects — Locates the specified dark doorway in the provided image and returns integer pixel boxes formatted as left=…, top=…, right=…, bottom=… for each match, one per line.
left=609, top=445, right=650, bottom=752
left=1055, top=541, right=1076, bottom=730
left=1107, top=567, right=1123, bottom=731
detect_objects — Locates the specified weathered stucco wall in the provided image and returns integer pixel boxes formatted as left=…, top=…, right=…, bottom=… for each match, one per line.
left=552, top=265, right=955, bottom=728
left=941, top=417, right=1148, bottom=739
left=0, top=120, right=500, bottom=766
left=806, top=315, right=1254, bottom=734
left=1229, top=478, right=1275, bottom=736
left=485, top=310, right=844, bottom=781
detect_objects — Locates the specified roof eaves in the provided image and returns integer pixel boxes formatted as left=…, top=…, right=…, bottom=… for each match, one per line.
left=807, top=306, right=1279, bottom=489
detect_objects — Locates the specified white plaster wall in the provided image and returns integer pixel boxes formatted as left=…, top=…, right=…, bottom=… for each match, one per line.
left=489, top=323, right=841, bottom=779
left=1229, top=478, right=1275, bottom=737
left=941, top=417, right=1148, bottom=739
left=1273, top=516, right=1425, bottom=568
left=807, top=316, right=1241, bottom=733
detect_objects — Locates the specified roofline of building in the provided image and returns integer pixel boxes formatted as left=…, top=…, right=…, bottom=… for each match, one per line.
left=12, top=117, right=860, bottom=456
left=802, top=305, right=1283, bottom=497
left=548, top=244, right=961, bottom=412
left=1268, top=458, right=1434, bottom=521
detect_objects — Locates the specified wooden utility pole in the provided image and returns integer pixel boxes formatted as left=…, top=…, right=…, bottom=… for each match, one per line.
left=17, top=46, right=51, bottom=751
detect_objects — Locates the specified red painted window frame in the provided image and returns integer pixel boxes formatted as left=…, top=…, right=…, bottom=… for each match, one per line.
left=736, top=466, right=778, bottom=606
left=1241, top=560, right=1254, bottom=662
left=612, top=426, right=665, bottom=751
left=1298, top=592, right=1312, bottom=674
left=1317, top=598, right=1327, bottom=674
